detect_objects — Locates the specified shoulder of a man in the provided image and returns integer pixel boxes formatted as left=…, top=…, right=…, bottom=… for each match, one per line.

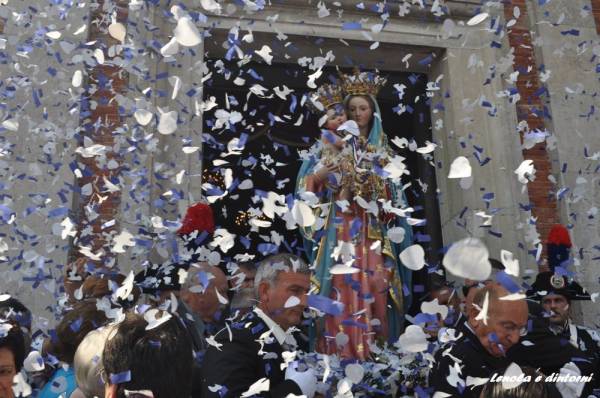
left=576, top=325, right=600, bottom=342
left=208, top=313, right=262, bottom=350
left=430, top=328, right=494, bottom=398
left=435, top=330, right=479, bottom=361
left=430, top=340, right=467, bottom=397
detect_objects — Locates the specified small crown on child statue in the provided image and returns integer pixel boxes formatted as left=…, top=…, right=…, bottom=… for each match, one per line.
left=308, top=84, right=345, bottom=113
left=339, top=68, right=387, bottom=97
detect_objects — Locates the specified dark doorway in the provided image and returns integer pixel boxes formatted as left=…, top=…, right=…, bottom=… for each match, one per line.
left=201, top=59, right=442, bottom=301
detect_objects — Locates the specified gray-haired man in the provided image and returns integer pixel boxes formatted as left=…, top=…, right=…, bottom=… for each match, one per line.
left=201, top=253, right=317, bottom=398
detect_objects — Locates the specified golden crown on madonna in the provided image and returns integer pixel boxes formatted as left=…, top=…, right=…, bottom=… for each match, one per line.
left=309, top=83, right=345, bottom=112
left=339, top=69, right=387, bottom=97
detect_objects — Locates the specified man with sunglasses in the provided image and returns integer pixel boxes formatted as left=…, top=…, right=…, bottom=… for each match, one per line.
left=429, top=283, right=529, bottom=398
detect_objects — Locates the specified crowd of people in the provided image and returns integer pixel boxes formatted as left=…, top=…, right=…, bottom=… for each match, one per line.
left=0, top=222, right=596, bottom=398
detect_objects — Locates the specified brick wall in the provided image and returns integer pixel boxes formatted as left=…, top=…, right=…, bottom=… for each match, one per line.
left=503, top=0, right=560, bottom=250
left=592, top=0, right=600, bottom=34
left=72, top=1, right=129, bottom=269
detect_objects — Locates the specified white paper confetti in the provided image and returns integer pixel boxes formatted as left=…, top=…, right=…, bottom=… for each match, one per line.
left=474, top=291, right=490, bottom=325
left=71, top=70, right=83, bottom=87
left=182, top=146, right=200, bottom=154
left=442, top=237, right=491, bottom=280
left=421, top=298, right=448, bottom=320
left=238, top=179, right=253, bottom=190
left=108, top=22, right=126, bottom=42
left=387, top=227, right=406, bottom=243
left=23, top=351, right=45, bottom=372
left=200, top=0, right=222, bottom=13
left=160, top=37, right=179, bottom=57
left=157, top=110, right=178, bottom=135
left=174, top=17, right=202, bottom=47
left=211, top=228, right=235, bottom=253
left=499, top=293, right=527, bottom=301
left=112, top=230, right=135, bottom=253
left=46, top=31, right=61, bottom=39
left=284, top=296, right=300, bottom=308
left=395, top=325, right=428, bottom=353
left=335, top=332, right=349, bottom=347
left=514, top=160, right=536, bottom=184
left=114, top=271, right=135, bottom=301
left=336, top=120, right=359, bottom=136
left=502, top=363, right=525, bottom=390
left=500, top=249, right=520, bottom=277
left=94, top=48, right=105, bottom=65
left=329, top=263, right=359, bottom=275
left=345, top=363, right=364, bottom=384
left=255, top=45, right=273, bottom=65
left=216, top=287, right=229, bottom=305
left=134, top=109, right=153, bottom=126
left=416, top=141, right=437, bottom=154
left=144, top=309, right=172, bottom=331
left=1, top=119, right=18, bottom=132
left=291, top=201, right=315, bottom=228
left=399, top=244, right=426, bottom=271
left=448, top=156, right=472, bottom=179
left=240, top=378, right=270, bottom=397
left=467, top=12, right=489, bottom=26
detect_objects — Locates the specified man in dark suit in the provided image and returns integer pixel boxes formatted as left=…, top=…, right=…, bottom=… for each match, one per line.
left=515, top=271, right=599, bottom=396
left=135, top=202, right=227, bottom=398
left=179, top=263, right=230, bottom=352
left=420, top=281, right=463, bottom=341
left=429, top=283, right=529, bottom=398
left=509, top=224, right=599, bottom=396
left=201, top=253, right=316, bottom=398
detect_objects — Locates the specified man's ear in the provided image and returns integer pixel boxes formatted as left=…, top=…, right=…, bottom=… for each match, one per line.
left=105, top=384, right=117, bottom=398
left=180, top=289, right=192, bottom=305
left=257, top=281, right=270, bottom=304
left=467, top=305, right=480, bottom=329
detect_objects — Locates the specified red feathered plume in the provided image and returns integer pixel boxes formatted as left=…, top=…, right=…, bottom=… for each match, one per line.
left=547, top=224, right=571, bottom=247
left=177, top=203, right=215, bottom=236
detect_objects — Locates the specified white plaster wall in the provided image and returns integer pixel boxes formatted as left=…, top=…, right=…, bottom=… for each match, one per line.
left=527, top=0, right=600, bottom=325
left=430, top=44, right=533, bottom=283
left=114, top=0, right=206, bottom=274
left=0, top=1, right=89, bottom=328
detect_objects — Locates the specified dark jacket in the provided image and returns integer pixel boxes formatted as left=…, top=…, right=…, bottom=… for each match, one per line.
left=201, top=310, right=303, bottom=398
left=571, top=324, right=600, bottom=393
left=177, top=299, right=226, bottom=398
left=429, top=322, right=512, bottom=398
left=507, top=301, right=599, bottom=396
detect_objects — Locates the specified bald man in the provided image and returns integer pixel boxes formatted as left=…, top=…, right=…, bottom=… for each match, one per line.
left=429, top=284, right=528, bottom=398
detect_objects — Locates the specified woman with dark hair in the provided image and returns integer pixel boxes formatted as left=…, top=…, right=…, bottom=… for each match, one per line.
left=296, top=70, right=414, bottom=360
left=102, top=311, right=193, bottom=398
left=0, top=322, right=26, bottom=398
left=38, top=301, right=108, bottom=398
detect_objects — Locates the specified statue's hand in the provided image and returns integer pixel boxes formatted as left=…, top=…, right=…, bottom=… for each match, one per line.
left=314, top=163, right=339, bottom=184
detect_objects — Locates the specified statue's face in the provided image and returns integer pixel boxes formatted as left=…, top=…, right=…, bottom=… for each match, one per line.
left=347, top=96, right=373, bottom=132
left=324, top=107, right=347, bottom=132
